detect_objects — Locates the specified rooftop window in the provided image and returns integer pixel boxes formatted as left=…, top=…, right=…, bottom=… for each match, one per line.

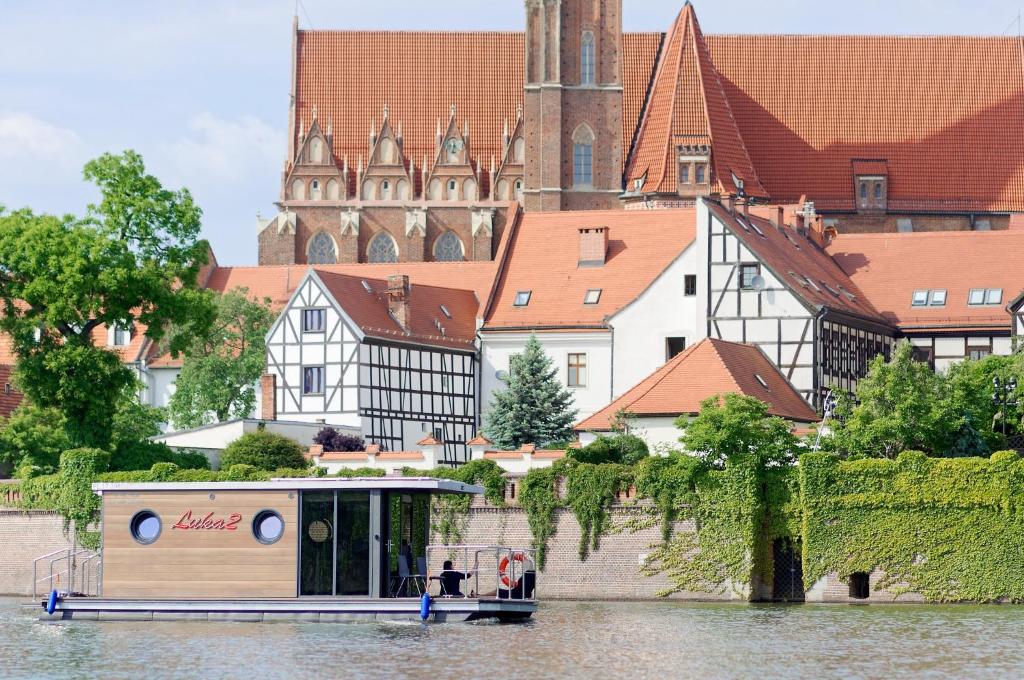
left=440, top=305, right=452, bottom=319
left=968, top=288, right=1003, bottom=306
left=361, top=280, right=373, bottom=293
left=822, top=282, right=840, bottom=297
left=514, top=291, right=532, bottom=307
left=755, top=374, right=769, bottom=389
left=913, top=289, right=947, bottom=307
left=912, top=290, right=930, bottom=307
left=930, top=290, right=947, bottom=306
left=583, top=289, right=602, bottom=305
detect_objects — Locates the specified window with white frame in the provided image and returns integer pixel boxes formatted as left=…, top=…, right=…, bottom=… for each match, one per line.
left=580, top=31, right=595, bottom=85
left=583, top=289, right=602, bottom=305
left=110, top=324, right=130, bottom=347
left=572, top=125, right=594, bottom=188
left=567, top=353, right=587, bottom=388
left=302, top=309, right=325, bottom=333
left=968, top=288, right=1003, bottom=306
left=303, top=366, right=325, bottom=395
left=514, top=290, right=531, bottom=307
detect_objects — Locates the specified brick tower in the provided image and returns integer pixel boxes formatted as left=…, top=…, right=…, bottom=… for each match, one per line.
left=523, top=0, right=624, bottom=212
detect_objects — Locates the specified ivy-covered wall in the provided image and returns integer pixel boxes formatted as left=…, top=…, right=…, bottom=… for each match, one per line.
left=800, top=450, right=1024, bottom=603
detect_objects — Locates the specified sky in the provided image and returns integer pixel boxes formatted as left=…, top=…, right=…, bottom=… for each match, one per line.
left=1, top=0, right=1021, bottom=265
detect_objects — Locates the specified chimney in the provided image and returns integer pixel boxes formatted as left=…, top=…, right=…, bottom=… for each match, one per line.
left=774, top=206, right=785, bottom=230
left=578, top=227, right=609, bottom=267
left=808, top=215, right=833, bottom=249
left=260, top=373, right=277, bottom=421
left=387, top=274, right=411, bottom=330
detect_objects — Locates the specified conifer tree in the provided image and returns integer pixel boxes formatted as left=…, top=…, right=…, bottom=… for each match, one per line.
left=485, top=335, right=577, bottom=449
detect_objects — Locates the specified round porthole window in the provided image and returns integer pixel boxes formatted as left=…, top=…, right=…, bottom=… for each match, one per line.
left=130, top=510, right=162, bottom=545
left=253, top=510, right=285, bottom=545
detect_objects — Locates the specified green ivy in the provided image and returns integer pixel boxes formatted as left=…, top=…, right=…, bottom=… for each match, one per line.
left=517, top=465, right=561, bottom=569
left=799, top=450, right=1024, bottom=602
left=403, top=460, right=508, bottom=545
left=562, top=459, right=634, bottom=560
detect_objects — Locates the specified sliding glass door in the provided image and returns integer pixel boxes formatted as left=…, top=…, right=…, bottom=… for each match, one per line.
left=300, top=491, right=372, bottom=596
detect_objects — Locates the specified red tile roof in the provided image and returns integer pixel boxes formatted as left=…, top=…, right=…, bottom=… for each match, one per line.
left=705, top=201, right=884, bottom=322
left=826, top=230, right=1024, bottom=332
left=294, top=30, right=661, bottom=174
left=315, top=270, right=478, bottom=350
left=0, top=365, right=23, bottom=419
left=706, top=34, right=1024, bottom=212
left=626, top=5, right=765, bottom=198
left=483, top=209, right=695, bottom=329
left=577, top=338, right=819, bottom=431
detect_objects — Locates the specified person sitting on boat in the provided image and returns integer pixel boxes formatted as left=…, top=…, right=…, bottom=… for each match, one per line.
left=439, top=560, right=472, bottom=598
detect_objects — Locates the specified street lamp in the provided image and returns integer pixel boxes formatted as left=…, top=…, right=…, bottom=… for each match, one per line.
left=992, top=375, right=1018, bottom=436
left=812, top=390, right=838, bottom=452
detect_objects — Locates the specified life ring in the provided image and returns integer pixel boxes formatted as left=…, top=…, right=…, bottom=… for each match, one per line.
left=498, top=552, right=525, bottom=589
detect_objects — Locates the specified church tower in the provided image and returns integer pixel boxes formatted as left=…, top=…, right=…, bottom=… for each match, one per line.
left=523, top=0, right=624, bottom=212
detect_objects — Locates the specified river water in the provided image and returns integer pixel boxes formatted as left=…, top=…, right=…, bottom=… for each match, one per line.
left=2, top=597, right=1023, bottom=679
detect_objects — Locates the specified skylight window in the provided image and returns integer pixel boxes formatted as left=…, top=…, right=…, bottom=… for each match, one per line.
left=790, top=272, right=809, bottom=287
left=929, top=290, right=947, bottom=306
left=750, top=222, right=766, bottom=237
left=440, top=305, right=452, bottom=319
left=755, top=374, right=769, bottom=389
left=514, top=291, right=532, bottom=307
left=912, top=290, right=930, bottom=307
left=968, top=288, right=1002, bottom=306
left=583, top=289, right=602, bottom=305
left=361, top=280, right=372, bottom=293
left=822, top=282, right=840, bottom=297
left=805, top=278, right=821, bottom=292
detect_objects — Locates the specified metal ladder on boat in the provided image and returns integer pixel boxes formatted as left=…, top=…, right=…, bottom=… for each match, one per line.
left=32, top=547, right=101, bottom=600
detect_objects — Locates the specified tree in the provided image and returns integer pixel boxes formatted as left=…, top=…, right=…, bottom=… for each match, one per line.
left=678, top=393, right=796, bottom=470
left=220, top=430, right=307, bottom=470
left=484, top=335, right=577, bottom=449
left=168, top=288, right=274, bottom=428
left=0, top=404, right=70, bottom=475
left=0, top=151, right=214, bottom=448
left=943, top=354, right=1020, bottom=450
left=569, top=433, right=649, bottom=465
left=313, top=427, right=365, bottom=453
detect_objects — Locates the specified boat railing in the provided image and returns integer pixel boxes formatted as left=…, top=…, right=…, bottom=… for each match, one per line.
left=425, top=544, right=538, bottom=602
left=32, top=547, right=101, bottom=600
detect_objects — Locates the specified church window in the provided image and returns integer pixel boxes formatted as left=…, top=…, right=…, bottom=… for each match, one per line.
left=433, top=231, right=464, bottom=262
left=396, top=179, right=410, bottom=200
left=291, top=179, right=306, bottom=201
left=381, top=179, right=392, bottom=200
left=310, top=137, right=323, bottom=164
left=362, top=179, right=376, bottom=201
left=308, top=232, right=337, bottom=264
left=514, top=179, right=524, bottom=201
left=581, top=31, right=595, bottom=85
left=368, top=232, right=399, bottom=263
left=572, top=124, right=594, bottom=188
left=447, top=179, right=458, bottom=200
left=428, top=178, right=442, bottom=201
left=310, top=179, right=321, bottom=200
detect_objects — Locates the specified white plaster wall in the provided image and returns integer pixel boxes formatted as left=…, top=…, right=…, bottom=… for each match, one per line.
left=610, top=243, right=705, bottom=399
left=578, top=416, right=681, bottom=451
left=480, top=331, right=612, bottom=421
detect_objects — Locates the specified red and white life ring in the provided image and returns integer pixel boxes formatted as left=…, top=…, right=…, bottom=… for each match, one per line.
left=498, top=552, right=525, bottom=588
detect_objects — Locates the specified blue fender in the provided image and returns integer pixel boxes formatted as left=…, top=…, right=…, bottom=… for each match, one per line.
left=46, top=589, right=60, bottom=615
left=419, top=592, right=431, bottom=621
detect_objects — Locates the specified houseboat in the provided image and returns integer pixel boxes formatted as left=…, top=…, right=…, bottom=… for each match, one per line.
left=40, top=477, right=537, bottom=622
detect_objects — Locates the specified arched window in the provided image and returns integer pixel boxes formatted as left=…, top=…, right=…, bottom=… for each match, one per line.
left=514, top=179, right=524, bottom=202
left=446, top=179, right=458, bottom=201
left=581, top=31, right=596, bottom=85
left=463, top=178, right=478, bottom=202
left=860, top=182, right=867, bottom=200
left=326, top=178, right=340, bottom=200
left=308, top=232, right=337, bottom=264
left=361, top=179, right=376, bottom=201
left=310, top=179, right=322, bottom=200
left=368, top=232, right=399, bottom=263
left=291, top=178, right=306, bottom=201
left=379, top=138, right=395, bottom=165
left=428, top=178, right=442, bottom=201
left=572, top=125, right=594, bottom=188
left=396, top=179, right=410, bottom=201
left=310, top=137, right=323, bottom=164
left=381, top=179, right=392, bottom=200
left=433, top=231, right=464, bottom=262
left=874, top=182, right=882, bottom=200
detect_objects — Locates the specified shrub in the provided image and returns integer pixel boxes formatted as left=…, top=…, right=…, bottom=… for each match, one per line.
left=220, top=430, right=307, bottom=471
left=108, top=441, right=211, bottom=472
left=313, top=427, right=365, bottom=452
left=569, top=434, right=649, bottom=466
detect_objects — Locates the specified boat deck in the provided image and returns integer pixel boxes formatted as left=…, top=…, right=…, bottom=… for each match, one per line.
left=38, top=596, right=536, bottom=623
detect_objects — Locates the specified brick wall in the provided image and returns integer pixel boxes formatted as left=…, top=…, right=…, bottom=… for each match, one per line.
left=805, top=570, right=927, bottom=604
left=441, top=501, right=742, bottom=601
left=827, top=213, right=1010, bottom=234
left=0, top=511, right=75, bottom=596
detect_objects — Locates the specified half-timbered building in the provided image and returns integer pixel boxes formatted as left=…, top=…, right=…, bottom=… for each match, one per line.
left=264, top=269, right=481, bottom=463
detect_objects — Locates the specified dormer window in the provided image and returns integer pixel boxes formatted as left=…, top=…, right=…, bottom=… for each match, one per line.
left=514, top=291, right=532, bottom=307
left=852, top=160, right=888, bottom=213
left=680, top=165, right=690, bottom=185
left=695, top=164, right=706, bottom=184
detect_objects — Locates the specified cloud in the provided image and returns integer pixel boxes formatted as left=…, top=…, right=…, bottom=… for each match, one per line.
left=159, top=113, right=282, bottom=187
left=0, top=112, right=83, bottom=163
